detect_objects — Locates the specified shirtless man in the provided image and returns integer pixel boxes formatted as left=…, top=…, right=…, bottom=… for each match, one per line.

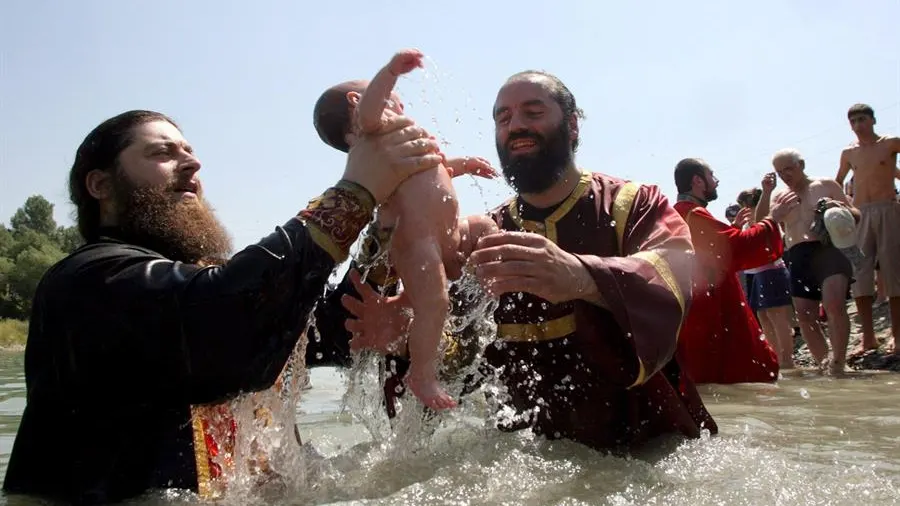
left=835, top=104, right=900, bottom=354
left=313, top=49, right=499, bottom=410
left=755, top=148, right=859, bottom=374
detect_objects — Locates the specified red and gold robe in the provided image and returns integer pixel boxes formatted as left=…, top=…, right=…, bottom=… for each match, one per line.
left=479, top=172, right=716, bottom=450
left=673, top=200, right=783, bottom=384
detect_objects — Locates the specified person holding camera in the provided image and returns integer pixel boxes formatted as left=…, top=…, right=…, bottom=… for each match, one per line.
left=737, top=187, right=796, bottom=369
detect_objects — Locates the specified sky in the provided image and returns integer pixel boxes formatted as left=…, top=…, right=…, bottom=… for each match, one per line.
left=2, top=0, right=898, bottom=250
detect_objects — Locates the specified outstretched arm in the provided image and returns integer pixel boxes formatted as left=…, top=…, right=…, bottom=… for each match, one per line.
left=61, top=180, right=374, bottom=407
left=356, top=49, right=424, bottom=134
left=685, top=205, right=783, bottom=272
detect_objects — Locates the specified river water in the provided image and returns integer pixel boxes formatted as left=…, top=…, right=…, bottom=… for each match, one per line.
left=0, top=350, right=897, bottom=505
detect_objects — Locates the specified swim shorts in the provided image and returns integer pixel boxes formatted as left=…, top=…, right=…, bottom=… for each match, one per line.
left=748, top=266, right=793, bottom=311
left=784, top=241, right=853, bottom=301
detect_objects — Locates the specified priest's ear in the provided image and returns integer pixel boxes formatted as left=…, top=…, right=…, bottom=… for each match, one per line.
left=568, top=114, right=579, bottom=152
left=85, top=169, right=114, bottom=201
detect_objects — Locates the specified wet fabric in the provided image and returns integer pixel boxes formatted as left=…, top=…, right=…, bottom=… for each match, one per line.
left=674, top=201, right=782, bottom=384
left=3, top=182, right=373, bottom=505
left=785, top=240, right=853, bottom=301
left=748, top=266, right=793, bottom=311
left=386, top=172, right=718, bottom=452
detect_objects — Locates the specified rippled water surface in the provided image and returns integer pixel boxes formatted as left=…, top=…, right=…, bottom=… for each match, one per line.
left=0, top=351, right=897, bottom=505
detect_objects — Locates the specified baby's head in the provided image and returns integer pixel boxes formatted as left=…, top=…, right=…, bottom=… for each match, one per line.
left=313, top=80, right=404, bottom=152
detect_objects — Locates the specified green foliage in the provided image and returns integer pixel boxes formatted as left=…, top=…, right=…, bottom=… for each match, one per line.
left=0, top=195, right=83, bottom=322
left=0, top=319, right=28, bottom=348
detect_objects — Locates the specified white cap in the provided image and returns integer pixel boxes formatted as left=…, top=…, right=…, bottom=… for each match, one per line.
left=823, top=207, right=857, bottom=248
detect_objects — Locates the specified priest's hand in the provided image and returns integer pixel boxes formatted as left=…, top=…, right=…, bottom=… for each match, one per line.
left=341, top=270, right=411, bottom=357
left=468, top=231, right=603, bottom=305
left=342, top=112, right=443, bottom=203
left=733, top=207, right=752, bottom=228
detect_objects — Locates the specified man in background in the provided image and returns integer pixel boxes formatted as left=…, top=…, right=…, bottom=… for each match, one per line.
left=835, top=104, right=900, bottom=355
left=673, top=159, right=782, bottom=383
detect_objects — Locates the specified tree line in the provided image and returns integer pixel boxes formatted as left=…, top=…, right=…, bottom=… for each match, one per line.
left=0, top=195, right=83, bottom=320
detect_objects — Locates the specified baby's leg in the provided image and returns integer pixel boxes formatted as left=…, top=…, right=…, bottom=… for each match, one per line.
left=393, top=230, right=456, bottom=410
left=457, top=215, right=500, bottom=258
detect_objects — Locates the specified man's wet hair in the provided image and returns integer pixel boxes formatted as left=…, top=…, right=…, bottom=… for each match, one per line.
left=313, top=80, right=368, bottom=153
left=847, top=103, right=874, bottom=119
left=69, top=110, right=179, bottom=242
left=504, top=70, right=585, bottom=151
left=674, top=158, right=708, bottom=194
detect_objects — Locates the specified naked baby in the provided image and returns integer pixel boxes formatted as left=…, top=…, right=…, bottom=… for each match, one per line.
left=313, top=49, right=499, bottom=410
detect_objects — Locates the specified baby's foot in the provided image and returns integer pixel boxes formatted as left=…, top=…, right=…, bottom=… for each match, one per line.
left=407, top=372, right=457, bottom=411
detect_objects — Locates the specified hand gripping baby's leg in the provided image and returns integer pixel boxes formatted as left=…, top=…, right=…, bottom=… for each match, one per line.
left=393, top=237, right=457, bottom=410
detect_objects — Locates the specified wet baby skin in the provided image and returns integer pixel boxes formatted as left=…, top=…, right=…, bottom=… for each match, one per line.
left=347, top=49, right=497, bottom=410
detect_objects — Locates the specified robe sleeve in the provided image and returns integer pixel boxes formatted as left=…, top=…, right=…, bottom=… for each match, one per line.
left=305, top=260, right=399, bottom=368
left=685, top=207, right=784, bottom=272
left=574, top=184, right=693, bottom=388
left=59, top=180, right=374, bottom=405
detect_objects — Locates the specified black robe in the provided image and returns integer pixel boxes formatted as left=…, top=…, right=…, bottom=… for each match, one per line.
left=3, top=182, right=374, bottom=505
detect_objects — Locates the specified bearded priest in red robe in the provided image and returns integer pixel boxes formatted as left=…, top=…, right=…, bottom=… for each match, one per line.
left=673, top=159, right=784, bottom=384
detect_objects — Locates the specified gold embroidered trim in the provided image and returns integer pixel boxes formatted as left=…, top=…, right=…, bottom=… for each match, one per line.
left=299, top=183, right=375, bottom=262
left=365, top=263, right=398, bottom=287
left=306, top=224, right=343, bottom=263
left=443, top=332, right=460, bottom=359
left=335, top=179, right=376, bottom=212
left=189, top=408, right=213, bottom=500
left=612, top=182, right=639, bottom=254
left=497, top=313, right=577, bottom=342
left=627, top=250, right=687, bottom=388
left=507, top=171, right=592, bottom=244
left=630, top=359, right=648, bottom=388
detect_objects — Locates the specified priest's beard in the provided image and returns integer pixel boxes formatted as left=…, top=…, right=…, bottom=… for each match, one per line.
left=497, top=119, right=573, bottom=194
left=112, top=172, right=233, bottom=265
left=703, top=179, right=718, bottom=202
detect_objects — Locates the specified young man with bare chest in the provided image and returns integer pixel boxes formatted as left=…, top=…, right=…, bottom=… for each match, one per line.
left=757, top=149, right=859, bottom=374
left=835, top=104, right=900, bottom=355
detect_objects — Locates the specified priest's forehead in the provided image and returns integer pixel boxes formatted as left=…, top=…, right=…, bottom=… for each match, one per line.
left=493, top=75, right=560, bottom=118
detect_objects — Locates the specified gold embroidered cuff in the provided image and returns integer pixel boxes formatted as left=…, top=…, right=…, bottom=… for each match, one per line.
left=365, top=263, right=398, bottom=287
left=299, top=181, right=376, bottom=262
left=335, top=179, right=376, bottom=214
left=497, top=313, right=577, bottom=342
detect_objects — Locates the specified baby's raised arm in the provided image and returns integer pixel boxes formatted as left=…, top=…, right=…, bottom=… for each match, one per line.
left=357, top=49, right=424, bottom=135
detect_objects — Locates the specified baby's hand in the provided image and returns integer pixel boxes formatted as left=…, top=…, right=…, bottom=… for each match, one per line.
left=388, top=48, right=425, bottom=77
left=445, top=156, right=498, bottom=179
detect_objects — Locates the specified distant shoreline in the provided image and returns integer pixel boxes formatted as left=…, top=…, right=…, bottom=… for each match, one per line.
left=0, top=319, right=27, bottom=350
left=0, top=302, right=896, bottom=372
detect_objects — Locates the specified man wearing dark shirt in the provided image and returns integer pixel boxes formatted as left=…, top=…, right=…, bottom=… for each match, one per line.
left=2, top=109, right=442, bottom=505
